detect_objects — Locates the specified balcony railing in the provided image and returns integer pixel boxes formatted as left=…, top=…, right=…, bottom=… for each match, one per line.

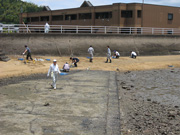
left=0, top=24, right=180, bottom=35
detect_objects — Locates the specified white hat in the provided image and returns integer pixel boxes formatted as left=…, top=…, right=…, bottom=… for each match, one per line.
left=53, top=59, right=57, bottom=62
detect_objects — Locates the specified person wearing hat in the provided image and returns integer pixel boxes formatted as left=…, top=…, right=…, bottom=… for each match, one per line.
left=88, top=45, right=94, bottom=62
left=47, top=59, right=61, bottom=90
left=23, top=45, right=33, bottom=60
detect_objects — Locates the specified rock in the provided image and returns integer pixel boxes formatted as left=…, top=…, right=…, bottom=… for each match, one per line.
left=152, top=101, right=158, bottom=104
left=174, top=106, right=179, bottom=108
left=168, top=111, right=177, bottom=115
left=122, top=86, right=128, bottom=89
left=121, top=82, right=126, bottom=85
left=44, top=103, right=50, bottom=106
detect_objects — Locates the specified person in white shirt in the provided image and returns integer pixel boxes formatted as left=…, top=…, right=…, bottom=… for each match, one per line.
left=105, top=46, right=112, bottom=63
left=44, top=22, right=50, bottom=33
left=131, top=51, right=137, bottom=59
left=47, top=59, right=61, bottom=90
left=114, top=50, right=120, bottom=58
left=63, top=62, right=70, bottom=72
left=88, top=45, right=94, bottom=62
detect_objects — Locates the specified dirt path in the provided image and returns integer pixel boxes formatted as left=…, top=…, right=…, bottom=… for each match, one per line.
left=0, top=55, right=180, bottom=79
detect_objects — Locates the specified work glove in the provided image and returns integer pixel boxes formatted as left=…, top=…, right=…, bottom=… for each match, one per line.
left=22, top=53, right=25, bottom=55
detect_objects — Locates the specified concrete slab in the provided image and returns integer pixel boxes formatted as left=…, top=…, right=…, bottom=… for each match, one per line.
left=0, top=70, right=120, bottom=135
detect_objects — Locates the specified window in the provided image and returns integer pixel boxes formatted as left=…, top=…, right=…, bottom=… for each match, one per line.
left=121, top=10, right=133, bottom=18
left=40, top=16, right=49, bottom=21
left=65, top=14, right=77, bottom=20
left=95, top=12, right=112, bottom=19
left=137, top=10, right=142, bottom=18
left=79, top=13, right=92, bottom=20
left=31, top=17, right=39, bottom=22
left=168, top=13, right=173, bottom=20
left=52, top=15, right=63, bottom=21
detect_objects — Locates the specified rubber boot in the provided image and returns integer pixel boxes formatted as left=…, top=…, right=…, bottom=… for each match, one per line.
left=110, top=59, right=112, bottom=63
left=105, top=59, right=108, bottom=63
left=90, top=58, right=92, bottom=62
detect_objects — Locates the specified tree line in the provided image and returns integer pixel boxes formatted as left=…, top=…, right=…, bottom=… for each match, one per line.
left=0, top=0, right=43, bottom=24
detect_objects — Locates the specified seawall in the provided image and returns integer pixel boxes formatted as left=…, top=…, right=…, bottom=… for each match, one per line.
left=0, top=34, right=180, bottom=56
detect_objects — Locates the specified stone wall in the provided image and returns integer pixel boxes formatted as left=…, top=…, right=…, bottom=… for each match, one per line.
left=1, top=34, right=180, bottom=56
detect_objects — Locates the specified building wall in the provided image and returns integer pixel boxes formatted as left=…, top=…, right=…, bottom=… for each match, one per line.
left=1, top=34, right=180, bottom=56
left=143, top=4, right=180, bottom=28
left=20, top=3, right=180, bottom=28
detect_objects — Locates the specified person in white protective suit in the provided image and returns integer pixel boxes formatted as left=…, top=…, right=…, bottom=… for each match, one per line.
left=105, top=46, right=112, bottom=63
left=47, top=59, right=61, bottom=90
left=88, top=45, right=94, bottom=62
left=44, top=22, right=50, bottom=33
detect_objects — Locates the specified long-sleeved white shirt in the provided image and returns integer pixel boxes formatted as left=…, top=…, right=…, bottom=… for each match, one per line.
left=47, top=64, right=61, bottom=76
left=131, top=51, right=137, bottom=56
left=88, top=47, right=94, bottom=54
left=116, top=51, right=120, bottom=56
left=107, top=48, right=111, bottom=55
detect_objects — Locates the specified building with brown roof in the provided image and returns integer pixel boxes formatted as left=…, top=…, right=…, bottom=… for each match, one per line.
left=20, top=1, right=180, bottom=28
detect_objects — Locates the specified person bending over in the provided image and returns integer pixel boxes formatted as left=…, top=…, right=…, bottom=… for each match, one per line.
left=131, top=51, right=137, bottom=59
left=70, top=57, right=79, bottom=67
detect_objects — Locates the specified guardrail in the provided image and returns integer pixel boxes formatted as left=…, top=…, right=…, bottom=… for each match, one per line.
left=0, top=24, right=180, bottom=35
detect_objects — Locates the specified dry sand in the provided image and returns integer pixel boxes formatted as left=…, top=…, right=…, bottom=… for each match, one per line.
left=0, top=55, right=180, bottom=79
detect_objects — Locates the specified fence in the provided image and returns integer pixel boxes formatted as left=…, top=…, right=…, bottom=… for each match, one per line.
left=0, top=24, right=180, bottom=35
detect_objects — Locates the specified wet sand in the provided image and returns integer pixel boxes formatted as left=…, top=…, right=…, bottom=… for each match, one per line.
left=1, top=55, right=180, bottom=79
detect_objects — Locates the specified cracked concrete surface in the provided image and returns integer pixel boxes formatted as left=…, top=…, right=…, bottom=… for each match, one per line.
left=0, top=70, right=120, bottom=135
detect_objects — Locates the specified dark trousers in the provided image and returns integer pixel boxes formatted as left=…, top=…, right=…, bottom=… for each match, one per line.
left=131, top=54, right=136, bottom=59
left=74, top=62, right=77, bottom=67
left=27, top=53, right=33, bottom=60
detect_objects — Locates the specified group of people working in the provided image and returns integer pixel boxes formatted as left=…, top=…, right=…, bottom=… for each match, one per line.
left=22, top=45, right=137, bottom=90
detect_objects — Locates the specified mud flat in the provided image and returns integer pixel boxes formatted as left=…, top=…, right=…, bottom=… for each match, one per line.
left=1, top=69, right=180, bottom=135
left=0, top=70, right=120, bottom=135
left=118, top=68, right=180, bottom=135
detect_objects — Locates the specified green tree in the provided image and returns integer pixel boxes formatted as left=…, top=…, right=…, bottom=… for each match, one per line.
left=0, top=0, right=43, bottom=24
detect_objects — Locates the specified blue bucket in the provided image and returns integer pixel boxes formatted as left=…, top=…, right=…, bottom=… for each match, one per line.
left=86, top=57, right=90, bottom=59
left=46, top=59, right=51, bottom=61
left=60, top=73, right=68, bottom=75
left=18, top=58, right=24, bottom=61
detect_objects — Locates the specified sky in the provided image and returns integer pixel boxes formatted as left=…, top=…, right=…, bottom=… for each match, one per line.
left=22, top=0, right=180, bottom=10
